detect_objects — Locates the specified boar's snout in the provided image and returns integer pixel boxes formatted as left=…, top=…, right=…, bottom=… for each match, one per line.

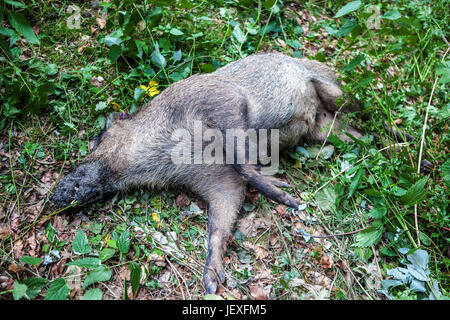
left=52, top=161, right=113, bottom=208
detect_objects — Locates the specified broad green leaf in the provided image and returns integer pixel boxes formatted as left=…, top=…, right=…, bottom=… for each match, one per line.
left=72, top=229, right=92, bottom=255
left=232, top=26, right=247, bottom=44
left=334, top=1, right=362, bottom=18
left=117, top=230, right=130, bottom=254
left=99, top=248, right=116, bottom=262
left=83, top=267, right=112, bottom=288
left=406, top=249, right=429, bottom=270
left=264, top=0, right=277, bottom=10
left=348, top=168, right=364, bottom=198
left=22, top=278, right=46, bottom=299
left=315, top=186, right=337, bottom=212
left=44, top=278, right=69, bottom=300
left=382, top=10, right=402, bottom=20
left=95, top=101, right=108, bottom=112
left=354, top=222, right=384, bottom=247
left=151, top=45, right=166, bottom=69
left=83, top=288, right=103, bottom=300
left=20, top=256, right=43, bottom=266
left=368, top=203, right=387, bottom=218
left=343, top=53, right=365, bottom=72
left=67, top=257, right=101, bottom=268
left=441, top=158, right=450, bottom=188
left=169, top=28, right=184, bottom=36
left=8, top=12, right=39, bottom=44
left=400, top=177, right=429, bottom=205
left=146, top=7, right=163, bottom=28
left=13, top=281, right=28, bottom=300
left=4, top=0, right=27, bottom=8
left=436, top=61, right=450, bottom=84
left=172, top=50, right=182, bottom=62
left=129, top=263, right=142, bottom=297
left=108, top=44, right=122, bottom=63
left=134, top=87, right=147, bottom=102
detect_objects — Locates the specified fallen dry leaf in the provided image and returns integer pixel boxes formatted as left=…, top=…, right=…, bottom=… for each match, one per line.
left=274, top=205, right=286, bottom=215
left=320, top=255, right=334, bottom=269
left=176, top=193, right=190, bottom=207
left=249, top=284, right=270, bottom=300
left=96, top=17, right=106, bottom=29
left=8, top=262, right=24, bottom=273
left=0, top=223, right=11, bottom=240
left=254, top=245, right=269, bottom=260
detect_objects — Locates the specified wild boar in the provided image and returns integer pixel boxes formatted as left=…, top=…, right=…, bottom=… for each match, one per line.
left=52, top=52, right=362, bottom=294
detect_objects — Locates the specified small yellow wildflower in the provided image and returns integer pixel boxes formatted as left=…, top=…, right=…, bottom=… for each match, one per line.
left=152, top=212, right=160, bottom=223
left=140, top=80, right=160, bottom=97
left=111, top=102, right=122, bottom=111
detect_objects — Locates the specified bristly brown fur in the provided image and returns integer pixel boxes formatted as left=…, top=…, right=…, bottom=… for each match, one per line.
left=52, top=52, right=362, bottom=294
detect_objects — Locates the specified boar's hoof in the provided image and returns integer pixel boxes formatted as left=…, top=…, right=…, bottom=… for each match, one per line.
left=203, top=264, right=225, bottom=294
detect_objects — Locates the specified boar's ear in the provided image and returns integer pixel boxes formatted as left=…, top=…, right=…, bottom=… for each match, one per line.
left=311, top=77, right=343, bottom=112
left=89, top=112, right=127, bottom=152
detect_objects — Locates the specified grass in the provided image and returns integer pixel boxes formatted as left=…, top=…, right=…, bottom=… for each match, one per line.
left=0, top=0, right=449, bottom=300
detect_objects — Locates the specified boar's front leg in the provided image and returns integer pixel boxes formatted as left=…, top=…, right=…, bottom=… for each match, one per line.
left=233, top=164, right=299, bottom=209
left=188, top=167, right=246, bottom=294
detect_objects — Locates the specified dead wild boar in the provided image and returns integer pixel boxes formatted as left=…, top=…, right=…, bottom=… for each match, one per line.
left=52, top=52, right=362, bottom=294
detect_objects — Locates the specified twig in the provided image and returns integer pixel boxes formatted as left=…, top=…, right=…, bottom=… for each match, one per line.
left=166, top=257, right=190, bottom=300
left=308, top=226, right=367, bottom=239
left=414, top=46, right=450, bottom=247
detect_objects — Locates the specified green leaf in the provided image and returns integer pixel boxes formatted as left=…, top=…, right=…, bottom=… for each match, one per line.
left=95, top=101, right=108, bottom=112
left=400, top=177, right=429, bottom=205
left=151, top=44, right=166, bottom=69
left=334, top=1, right=362, bottom=18
left=5, top=0, right=27, bottom=8
left=20, top=256, right=43, bottom=266
left=13, top=281, right=28, bottom=300
left=129, top=263, right=142, bottom=297
left=436, top=61, right=450, bottom=84
left=109, top=44, right=122, bottom=63
left=83, top=288, right=103, bottom=300
left=99, top=248, right=116, bottom=262
left=315, top=186, right=337, bottom=212
left=8, top=12, right=39, bottom=44
left=348, top=168, right=364, bottom=198
left=44, top=278, right=69, bottom=300
left=354, top=222, right=384, bottom=247
left=264, top=0, right=277, bottom=10
left=232, top=26, right=247, bottom=44
left=441, top=158, right=450, bottom=188
left=169, top=28, right=184, bottom=36
left=22, top=278, right=46, bottom=299
left=72, top=229, right=92, bottom=255
left=343, top=53, right=365, bottom=72
left=382, top=10, right=402, bottom=20
left=67, top=257, right=101, bottom=268
left=146, top=7, right=163, bottom=28
left=117, top=229, right=130, bottom=254
left=368, top=203, right=387, bottom=218
left=134, top=87, right=147, bottom=102
left=83, top=267, right=112, bottom=288
left=172, top=50, right=182, bottom=62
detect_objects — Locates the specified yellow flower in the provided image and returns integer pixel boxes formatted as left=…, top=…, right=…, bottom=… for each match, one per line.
left=140, top=80, right=160, bottom=97
left=152, top=212, right=160, bottom=223
left=111, top=102, right=122, bottom=111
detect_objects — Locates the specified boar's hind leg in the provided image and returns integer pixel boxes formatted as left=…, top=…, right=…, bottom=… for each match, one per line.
left=190, top=168, right=246, bottom=294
